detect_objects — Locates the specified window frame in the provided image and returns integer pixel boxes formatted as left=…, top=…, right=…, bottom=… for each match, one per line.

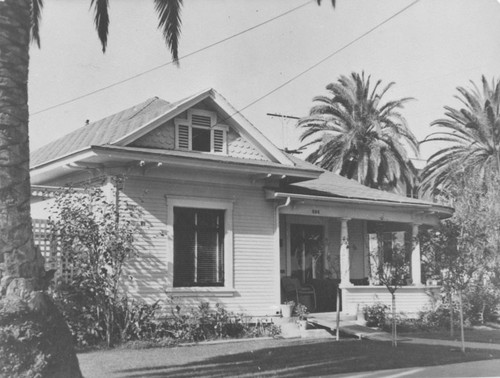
left=166, top=197, right=234, bottom=296
left=174, top=109, right=228, bottom=154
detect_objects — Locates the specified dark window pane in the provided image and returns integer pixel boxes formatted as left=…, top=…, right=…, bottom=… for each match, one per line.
left=192, top=128, right=211, bottom=152
left=173, top=207, right=224, bottom=287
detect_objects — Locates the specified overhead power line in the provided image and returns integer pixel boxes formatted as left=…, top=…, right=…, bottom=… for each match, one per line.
left=204, top=0, right=420, bottom=151
left=30, top=0, right=313, bottom=117
left=234, top=0, right=421, bottom=117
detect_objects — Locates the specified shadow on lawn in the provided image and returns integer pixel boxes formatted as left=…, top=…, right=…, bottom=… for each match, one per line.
left=114, top=340, right=500, bottom=378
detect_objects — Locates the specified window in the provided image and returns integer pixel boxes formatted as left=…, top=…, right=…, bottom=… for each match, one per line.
left=381, top=231, right=406, bottom=264
left=166, top=197, right=234, bottom=294
left=175, top=109, right=227, bottom=153
left=174, top=208, right=225, bottom=287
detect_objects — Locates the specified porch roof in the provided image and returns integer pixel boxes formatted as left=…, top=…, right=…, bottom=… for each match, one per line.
left=268, top=170, right=453, bottom=219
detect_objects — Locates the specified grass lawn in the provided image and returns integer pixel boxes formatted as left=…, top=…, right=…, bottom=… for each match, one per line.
left=78, top=338, right=500, bottom=378
left=401, top=328, right=500, bottom=344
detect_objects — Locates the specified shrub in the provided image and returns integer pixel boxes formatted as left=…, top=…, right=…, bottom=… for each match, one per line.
left=48, top=185, right=148, bottom=347
left=417, top=304, right=460, bottom=330
left=53, top=296, right=280, bottom=348
left=464, top=283, right=500, bottom=324
left=364, top=303, right=389, bottom=328
left=0, top=303, right=48, bottom=378
left=162, top=302, right=279, bottom=342
left=52, top=283, right=106, bottom=347
left=0, top=294, right=81, bottom=378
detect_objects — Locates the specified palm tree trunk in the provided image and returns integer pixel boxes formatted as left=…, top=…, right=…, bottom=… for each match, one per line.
left=0, top=0, right=43, bottom=293
left=0, top=1, right=83, bottom=376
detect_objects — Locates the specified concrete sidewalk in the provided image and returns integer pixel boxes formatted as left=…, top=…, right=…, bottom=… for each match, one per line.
left=334, top=359, right=500, bottom=378
left=401, top=336, right=500, bottom=351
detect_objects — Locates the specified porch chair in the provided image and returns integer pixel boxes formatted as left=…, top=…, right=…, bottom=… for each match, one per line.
left=281, top=277, right=316, bottom=311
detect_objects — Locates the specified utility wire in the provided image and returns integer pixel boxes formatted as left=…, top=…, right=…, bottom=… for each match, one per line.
left=233, top=0, right=421, bottom=118
left=30, top=0, right=313, bottom=117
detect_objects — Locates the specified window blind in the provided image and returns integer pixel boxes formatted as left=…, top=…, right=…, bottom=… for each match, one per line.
left=173, top=207, right=225, bottom=287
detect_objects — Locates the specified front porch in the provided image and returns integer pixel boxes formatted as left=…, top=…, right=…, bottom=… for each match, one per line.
left=269, top=185, right=452, bottom=317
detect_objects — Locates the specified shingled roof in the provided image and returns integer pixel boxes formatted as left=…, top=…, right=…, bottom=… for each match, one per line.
left=30, top=97, right=174, bottom=167
left=283, top=153, right=449, bottom=208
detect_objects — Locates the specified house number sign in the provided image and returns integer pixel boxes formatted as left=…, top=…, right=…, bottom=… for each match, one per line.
left=312, top=209, right=320, bottom=215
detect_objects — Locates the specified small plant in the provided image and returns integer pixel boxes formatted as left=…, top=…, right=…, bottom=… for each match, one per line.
left=294, top=303, right=309, bottom=320
left=364, top=303, right=389, bottom=328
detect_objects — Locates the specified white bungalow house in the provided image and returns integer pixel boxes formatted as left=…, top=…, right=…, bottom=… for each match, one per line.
left=30, top=89, right=453, bottom=317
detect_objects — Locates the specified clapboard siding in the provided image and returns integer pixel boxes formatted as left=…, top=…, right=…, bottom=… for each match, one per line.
left=342, top=286, right=441, bottom=316
left=119, top=175, right=278, bottom=316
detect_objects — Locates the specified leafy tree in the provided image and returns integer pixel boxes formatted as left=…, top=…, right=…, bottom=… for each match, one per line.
left=370, top=233, right=410, bottom=347
left=421, top=175, right=497, bottom=352
left=48, top=185, right=145, bottom=347
left=298, top=71, right=419, bottom=190
left=420, top=76, right=500, bottom=196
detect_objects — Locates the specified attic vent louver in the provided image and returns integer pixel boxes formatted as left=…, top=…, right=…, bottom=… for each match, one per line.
left=192, top=114, right=212, bottom=128
left=176, top=124, right=190, bottom=150
left=175, top=109, right=227, bottom=154
left=212, top=129, right=225, bottom=153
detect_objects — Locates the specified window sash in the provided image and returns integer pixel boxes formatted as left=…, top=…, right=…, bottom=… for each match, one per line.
left=173, top=207, right=225, bottom=287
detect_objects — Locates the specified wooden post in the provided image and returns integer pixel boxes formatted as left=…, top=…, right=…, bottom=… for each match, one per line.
left=340, top=218, right=352, bottom=287
left=459, top=289, right=465, bottom=353
left=411, top=224, right=422, bottom=286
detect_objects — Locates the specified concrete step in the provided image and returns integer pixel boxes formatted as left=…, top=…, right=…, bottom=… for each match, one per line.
left=308, top=312, right=357, bottom=322
left=276, top=317, right=338, bottom=339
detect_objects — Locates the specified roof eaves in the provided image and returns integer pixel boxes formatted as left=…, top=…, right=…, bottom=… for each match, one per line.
left=267, top=189, right=454, bottom=217
left=90, top=145, right=321, bottom=178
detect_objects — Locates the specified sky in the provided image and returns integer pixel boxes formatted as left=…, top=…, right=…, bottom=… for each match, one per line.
left=28, top=0, right=500, bottom=163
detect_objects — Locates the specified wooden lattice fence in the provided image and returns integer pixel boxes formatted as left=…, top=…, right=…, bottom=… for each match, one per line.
left=32, top=219, right=73, bottom=283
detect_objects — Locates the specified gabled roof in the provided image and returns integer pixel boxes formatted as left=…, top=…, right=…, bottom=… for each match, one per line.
left=31, top=88, right=296, bottom=169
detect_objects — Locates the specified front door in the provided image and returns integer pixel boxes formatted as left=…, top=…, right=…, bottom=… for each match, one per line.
left=290, top=224, right=324, bottom=283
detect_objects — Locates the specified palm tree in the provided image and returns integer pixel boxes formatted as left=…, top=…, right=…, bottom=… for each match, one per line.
left=420, top=76, right=500, bottom=195
left=0, top=1, right=180, bottom=376
left=298, top=72, right=419, bottom=190
left=0, top=0, right=183, bottom=292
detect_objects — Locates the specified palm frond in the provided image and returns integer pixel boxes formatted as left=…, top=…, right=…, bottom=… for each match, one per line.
left=421, top=77, right=500, bottom=193
left=317, top=0, right=336, bottom=8
left=299, top=71, right=417, bottom=189
left=90, top=0, right=109, bottom=53
left=154, top=0, right=183, bottom=64
left=31, top=0, right=43, bottom=47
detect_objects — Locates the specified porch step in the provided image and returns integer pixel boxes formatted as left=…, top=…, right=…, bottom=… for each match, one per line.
left=275, top=318, right=335, bottom=339
left=308, top=312, right=357, bottom=324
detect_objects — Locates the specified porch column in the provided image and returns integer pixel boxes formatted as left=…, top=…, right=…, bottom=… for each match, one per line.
left=340, top=218, right=353, bottom=287
left=411, top=223, right=422, bottom=286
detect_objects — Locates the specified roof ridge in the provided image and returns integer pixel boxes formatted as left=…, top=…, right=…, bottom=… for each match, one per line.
left=126, top=96, right=161, bottom=120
